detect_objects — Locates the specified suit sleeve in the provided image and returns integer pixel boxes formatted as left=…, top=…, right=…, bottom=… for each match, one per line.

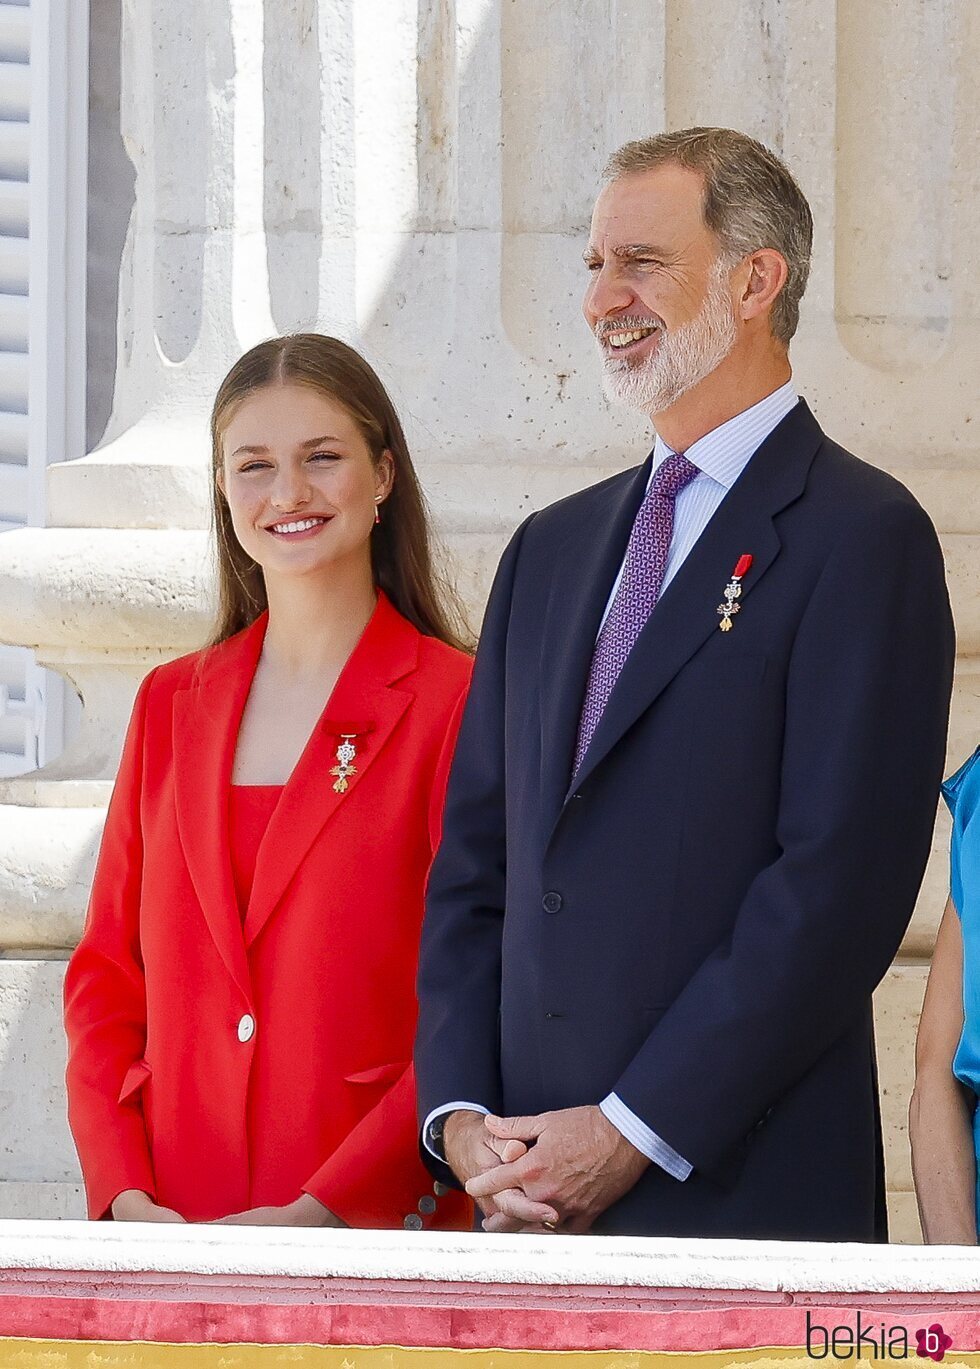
left=414, top=517, right=535, bottom=1168
left=63, top=669, right=158, bottom=1219
left=613, top=496, right=955, bottom=1176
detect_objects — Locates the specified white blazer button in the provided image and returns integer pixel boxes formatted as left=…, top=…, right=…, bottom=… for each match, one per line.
left=237, top=1014, right=255, bottom=1043
left=403, top=1213, right=423, bottom=1230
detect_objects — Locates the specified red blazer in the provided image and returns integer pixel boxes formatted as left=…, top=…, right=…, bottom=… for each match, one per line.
left=64, top=592, right=472, bottom=1227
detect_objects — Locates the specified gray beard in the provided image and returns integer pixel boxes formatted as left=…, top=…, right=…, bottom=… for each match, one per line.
left=598, top=262, right=738, bottom=415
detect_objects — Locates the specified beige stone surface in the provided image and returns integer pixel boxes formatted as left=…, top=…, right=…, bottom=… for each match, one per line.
left=875, top=965, right=926, bottom=1201
left=0, top=960, right=80, bottom=1195
left=886, top=1189, right=923, bottom=1247
left=0, top=1182, right=84, bottom=1220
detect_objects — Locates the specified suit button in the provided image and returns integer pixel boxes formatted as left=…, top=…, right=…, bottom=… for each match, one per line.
left=403, top=1213, right=423, bottom=1230
left=542, top=891, right=563, bottom=913
left=418, top=1195, right=437, bottom=1215
left=237, top=1014, right=255, bottom=1043
left=433, top=1181, right=450, bottom=1197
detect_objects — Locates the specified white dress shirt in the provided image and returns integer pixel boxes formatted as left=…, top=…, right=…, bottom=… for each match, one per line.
left=425, top=381, right=800, bottom=1181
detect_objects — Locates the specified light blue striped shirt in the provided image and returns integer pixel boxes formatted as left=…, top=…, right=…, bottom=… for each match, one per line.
left=599, top=379, right=800, bottom=629
left=426, top=381, right=800, bottom=1187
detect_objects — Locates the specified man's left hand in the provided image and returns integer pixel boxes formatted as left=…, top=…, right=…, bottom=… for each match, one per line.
left=465, top=1105, right=649, bottom=1233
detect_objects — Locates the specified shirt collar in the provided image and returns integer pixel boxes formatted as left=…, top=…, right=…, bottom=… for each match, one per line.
left=651, top=379, right=799, bottom=490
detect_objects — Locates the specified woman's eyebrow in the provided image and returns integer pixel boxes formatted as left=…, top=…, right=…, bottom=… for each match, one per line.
left=231, top=435, right=345, bottom=458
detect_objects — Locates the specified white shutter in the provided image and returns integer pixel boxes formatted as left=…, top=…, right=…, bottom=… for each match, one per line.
left=0, top=0, right=86, bottom=776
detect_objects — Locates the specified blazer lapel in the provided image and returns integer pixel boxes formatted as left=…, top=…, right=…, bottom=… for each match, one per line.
left=538, top=456, right=655, bottom=827
left=568, top=401, right=825, bottom=801
left=243, top=593, right=417, bottom=948
left=172, top=616, right=268, bottom=1000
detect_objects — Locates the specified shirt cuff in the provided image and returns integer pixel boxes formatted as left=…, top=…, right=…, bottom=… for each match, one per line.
left=600, top=1092, right=693, bottom=1181
left=422, top=1101, right=490, bottom=1160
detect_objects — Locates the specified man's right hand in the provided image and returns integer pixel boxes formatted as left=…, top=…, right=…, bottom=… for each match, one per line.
left=442, top=1111, right=558, bottom=1225
left=111, top=1188, right=185, bottom=1222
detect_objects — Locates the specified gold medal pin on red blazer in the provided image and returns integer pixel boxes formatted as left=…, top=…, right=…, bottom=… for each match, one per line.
left=324, top=721, right=375, bottom=793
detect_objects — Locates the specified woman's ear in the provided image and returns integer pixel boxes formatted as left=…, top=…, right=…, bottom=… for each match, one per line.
left=215, top=464, right=226, bottom=498
left=376, top=449, right=395, bottom=502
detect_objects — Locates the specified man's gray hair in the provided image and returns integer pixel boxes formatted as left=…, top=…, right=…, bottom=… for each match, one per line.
left=604, top=128, right=813, bottom=346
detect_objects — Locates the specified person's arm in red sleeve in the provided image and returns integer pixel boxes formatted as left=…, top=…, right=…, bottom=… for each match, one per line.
left=300, top=1062, right=470, bottom=1228
left=427, top=679, right=471, bottom=855
left=302, top=688, right=474, bottom=1228
left=63, top=669, right=159, bottom=1220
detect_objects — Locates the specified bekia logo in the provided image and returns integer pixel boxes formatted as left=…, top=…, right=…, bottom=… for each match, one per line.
left=915, top=1325, right=953, bottom=1363
left=806, top=1312, right=953, bottom=1361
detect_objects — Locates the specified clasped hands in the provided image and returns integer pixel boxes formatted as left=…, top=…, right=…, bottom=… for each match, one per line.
left=443, top=1104, right=649, bottom=1234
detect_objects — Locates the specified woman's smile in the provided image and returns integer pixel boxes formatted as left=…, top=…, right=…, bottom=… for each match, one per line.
left=264, top=514, right=334, bottom=540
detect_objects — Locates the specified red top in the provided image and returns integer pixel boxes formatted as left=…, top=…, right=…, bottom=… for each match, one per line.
left=228, top=786, right=283, bottom=916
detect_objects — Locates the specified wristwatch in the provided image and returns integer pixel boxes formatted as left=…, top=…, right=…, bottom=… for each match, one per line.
left=426, top=1111, right=449, bottom=1161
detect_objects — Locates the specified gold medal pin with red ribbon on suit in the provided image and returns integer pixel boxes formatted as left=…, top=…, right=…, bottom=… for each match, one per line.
left=717, top=554, right=754, bottom=632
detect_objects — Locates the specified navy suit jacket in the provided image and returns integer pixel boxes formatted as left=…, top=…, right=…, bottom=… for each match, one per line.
left=416, top=401, right=955, bottom=1240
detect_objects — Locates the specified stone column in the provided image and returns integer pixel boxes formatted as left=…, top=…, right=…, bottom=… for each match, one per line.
left=0, top=0, right=249, bottom=1216
left=0, top=0, right=975, bottom=1228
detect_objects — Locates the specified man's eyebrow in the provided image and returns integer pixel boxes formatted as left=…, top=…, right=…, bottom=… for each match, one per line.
left=583, top=243, right=669, bottom=265
left=614, top=243, right=669, bottom=260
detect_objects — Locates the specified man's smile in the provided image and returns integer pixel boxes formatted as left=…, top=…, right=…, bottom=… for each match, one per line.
left=597, top=319, right=663, bottom=360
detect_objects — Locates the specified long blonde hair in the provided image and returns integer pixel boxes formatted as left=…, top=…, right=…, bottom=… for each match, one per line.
left=209, top=334, right=470, bottom=651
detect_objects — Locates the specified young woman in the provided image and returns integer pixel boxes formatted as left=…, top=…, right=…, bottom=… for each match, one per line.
left=64, top=334, right=473, bottom=1228
left=911, top=747, right=980, bottom=1244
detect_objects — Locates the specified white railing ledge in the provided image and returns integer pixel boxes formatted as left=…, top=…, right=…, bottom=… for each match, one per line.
left=0, top=1222, right=976, bottom=1295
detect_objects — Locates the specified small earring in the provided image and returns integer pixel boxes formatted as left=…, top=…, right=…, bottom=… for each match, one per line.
left=374, top=498, right=382, bottom=526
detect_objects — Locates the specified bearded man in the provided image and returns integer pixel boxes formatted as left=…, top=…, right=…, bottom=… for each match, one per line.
left=415, top=128, right=954, bottom=1240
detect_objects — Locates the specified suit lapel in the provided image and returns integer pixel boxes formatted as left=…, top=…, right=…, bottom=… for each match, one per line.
left=172, top=617, right=267, bottom=1000
left=538, top=457, right=655, bottom=826
left=243, top=593, right=417, bottom=948
left=564, top=401, right=824, bottom=802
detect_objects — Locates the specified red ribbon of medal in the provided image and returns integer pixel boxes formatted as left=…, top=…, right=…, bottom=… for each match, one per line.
left=717, top=554, right=753, bottom=632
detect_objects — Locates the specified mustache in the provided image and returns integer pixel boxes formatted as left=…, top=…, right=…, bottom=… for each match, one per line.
left=594, top=314, right=665, bottom=341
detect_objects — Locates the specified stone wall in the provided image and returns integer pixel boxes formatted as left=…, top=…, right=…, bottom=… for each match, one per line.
left=3, top=1223, right=980, bottom=1357
left=0, top=0, right=976, bottom=1233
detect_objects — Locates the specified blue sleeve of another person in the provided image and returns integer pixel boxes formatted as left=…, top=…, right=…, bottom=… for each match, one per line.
left=941, top=745, right=980, bottom=1178
left=942, top=746, right=980, bottom=922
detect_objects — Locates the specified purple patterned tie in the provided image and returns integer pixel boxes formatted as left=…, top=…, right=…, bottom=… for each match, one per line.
left=572, top=451, right=699, bottom=777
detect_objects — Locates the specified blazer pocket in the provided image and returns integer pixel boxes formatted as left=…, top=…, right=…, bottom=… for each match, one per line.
left=118, top=1059, right=151, bottom=1104
left=343, top=1060, right=408, bottom=1088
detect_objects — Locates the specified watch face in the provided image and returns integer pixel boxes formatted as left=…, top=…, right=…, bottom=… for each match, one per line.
left=427, top=1115, right=447, bottom=1158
